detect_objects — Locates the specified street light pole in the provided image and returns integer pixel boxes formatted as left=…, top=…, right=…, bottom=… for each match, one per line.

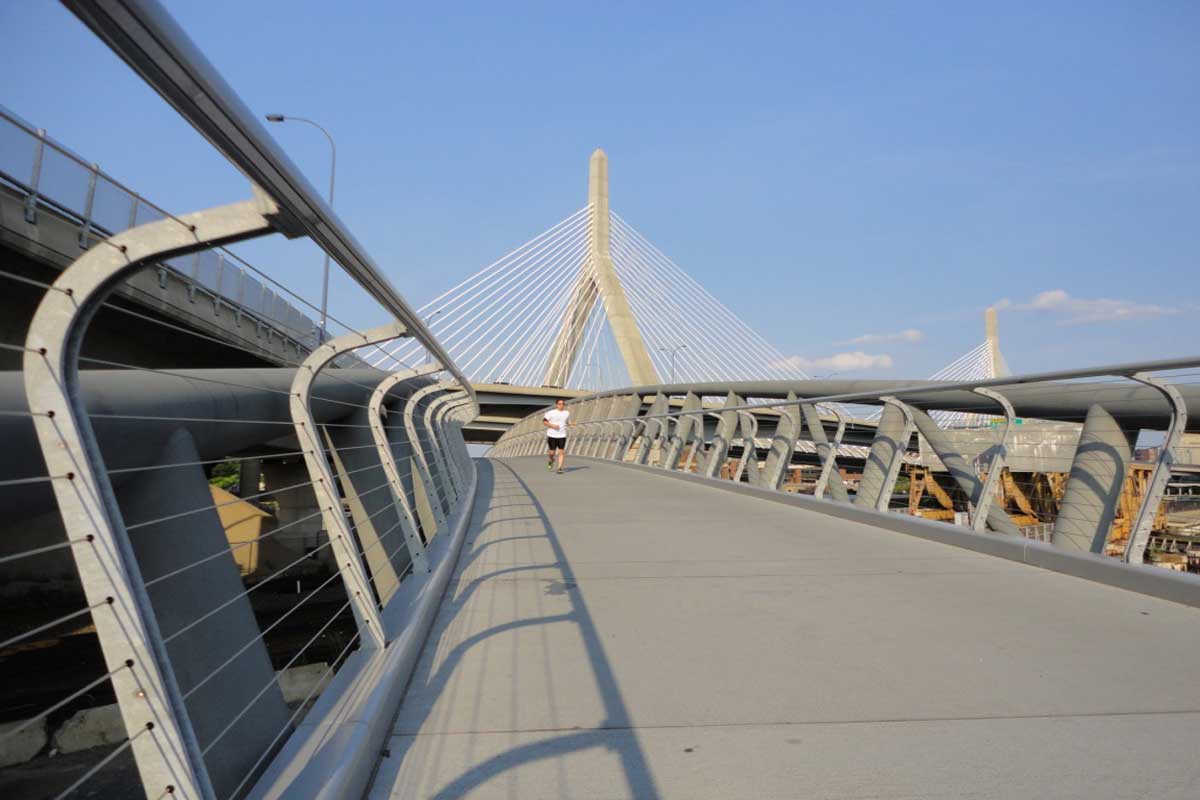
left=659, top=345, right=687, bottom=384
left=265, top=114, right=336, bottom=340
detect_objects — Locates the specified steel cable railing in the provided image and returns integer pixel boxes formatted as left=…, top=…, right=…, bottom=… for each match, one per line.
left=490, top=362, right=1200, bottom=575
left=0, top=9, right=479, bottom=798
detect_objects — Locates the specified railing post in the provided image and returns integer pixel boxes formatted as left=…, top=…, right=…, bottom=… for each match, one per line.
left=368, top=362, right=444, bottom=576
left=703, top=392, right=742, bottom=478
left=908, top=404, right=1023, bottom=536
left=1125, top=373, right=1188, bottom=564
left=431, top=391, right=470, bottom=495
left=405, top=383, right=455, bottom=525
left=22, top=191, right=289, bottom=800
left=24, top=127, right=46, bottom=223
left=663, top=392, right=701, bottom=470
left=79, top=162, right=99, bottom=248
left=761, top=392, right=801, bottom=490
left=857, top=396, right=914, bottom=512
left=633, top=392, right=669, bottom=464
left=682, top=413, right=707, bottom=473
left=424, top=388, right=467, bottom=502
left=806, top=403, right=849, bottom=501
left=588, top=397, right=617, bottom=457
left=734, top=411, right=759, bottom=483
left=291, top=324, right=406, bottom=650
left=970, top=388, right=1015, bottom=532
left=1054, top=403, right=1136, bottom=553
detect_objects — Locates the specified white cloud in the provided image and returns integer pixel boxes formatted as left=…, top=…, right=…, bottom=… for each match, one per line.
left=1014, top=289, right=1176, bottom=324
left=991, top=298, right=1012, bottom=311
left=773, top=351, right=894, bottom=372
left=840, top=328, right=924, bottom=345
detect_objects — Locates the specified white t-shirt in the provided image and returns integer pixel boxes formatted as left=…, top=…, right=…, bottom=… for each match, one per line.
left=544, top=408, right=570, bottom=439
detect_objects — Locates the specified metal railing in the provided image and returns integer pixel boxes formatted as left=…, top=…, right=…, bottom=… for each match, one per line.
left=491, top=357, right=1200, bottom=571
left=0, top=2, right=478, bottom=799
left=0, top=104, right=329, bottom=357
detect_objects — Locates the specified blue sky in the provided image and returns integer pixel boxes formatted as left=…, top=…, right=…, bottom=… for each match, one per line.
left=2, top=1, right=1197, bottom=378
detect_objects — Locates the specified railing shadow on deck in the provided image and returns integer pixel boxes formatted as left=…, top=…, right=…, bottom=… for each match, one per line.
left=380, top=459, right=661, bottom=799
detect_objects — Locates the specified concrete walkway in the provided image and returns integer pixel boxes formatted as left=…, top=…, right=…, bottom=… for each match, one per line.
left=368, top=457, right=1200, bottom=799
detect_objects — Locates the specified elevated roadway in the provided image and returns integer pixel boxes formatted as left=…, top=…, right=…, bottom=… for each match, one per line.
left=368, top=457, right=1200, bottom=799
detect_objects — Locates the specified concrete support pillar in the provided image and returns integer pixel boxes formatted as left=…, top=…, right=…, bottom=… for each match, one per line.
left=799, top=404, right=850, bottom=502
left=856, top=400, right=913, bottom=510
left=1054, top=404, right=1136, bottom=553
left=238, top=457, right=262, bottom=498
left=261, top=457, right=328, bottom=567
left=118, top=428, right=290, bottom=798
left=761, top=393, right=801, bottom=490
left=908, top=407, right=1022, bottom=536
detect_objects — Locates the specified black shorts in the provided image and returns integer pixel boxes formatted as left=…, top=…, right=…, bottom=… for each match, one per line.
left=546, top=437, right=566, bottom=451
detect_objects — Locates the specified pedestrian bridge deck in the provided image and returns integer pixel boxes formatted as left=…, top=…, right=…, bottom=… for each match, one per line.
left=367, top=457, right=1200, bottom=799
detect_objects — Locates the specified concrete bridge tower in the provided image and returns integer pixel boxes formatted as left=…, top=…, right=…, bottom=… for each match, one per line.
left=542, top=150, right=659, bottom=387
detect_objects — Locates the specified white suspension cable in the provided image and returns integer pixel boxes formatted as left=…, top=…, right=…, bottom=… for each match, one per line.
left=454, top=230, right=593, bottom=375
left=612, top=212, right=806, bottom=379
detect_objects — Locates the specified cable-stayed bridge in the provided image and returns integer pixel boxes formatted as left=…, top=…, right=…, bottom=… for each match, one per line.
left=369, top=147, right=1009, bottom=440
left=1, top=4, right=1198, bottom=800
left=372, top=149, right=811, bottom=392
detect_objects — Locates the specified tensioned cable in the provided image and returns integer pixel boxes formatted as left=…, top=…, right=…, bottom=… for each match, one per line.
left=617, top=258, right=744, bottom=382
left=0, top=537, right=91, bottom=563
left=0, top=665, right=130, bottom=748
left=456, top=237, right=593, bottom=381
left=611, top=212, right=804, bottom=377
left=418, top=219, right=590, bottom=357
left=75, top=352, right=384, bottom=415
left=0, top=601, right=107, bottom=653
left=199, top=596, right=356, bottom=756
left=611, top=220, right=785, bottom=380
left=183, top=569, right=345, bottom=701
left=225, top=628, right=362, bottom=799
left=474, top=242, right=593, bottom=382
left=377, top=209, right=591, bottom=367
left=613, top=248, right=754, bottom=382
left=142, top=508, right=328, bottom=587
left=612, top=213, right=806, bottom=379
left=448, top=228, right=592, bottom=374
left=611, top=226, right=774, bottom=381
left=497, top=264, right=587, bottom=384
left=162, top=538, right=336, bottom=644
left=567, top=297, right=609, bottom=389
left=508, top=253, right=597, bottom=385
left=612, top=226, right=799, bottom=382
left=51, top=725, right=149, bottom=800
left=371, top=205, right=592, bottom=365
left=392, top=224, right=589, bottom=374
left=510, top=256, right=596, bottom=385
left=536, top=250, right=604, bottom=385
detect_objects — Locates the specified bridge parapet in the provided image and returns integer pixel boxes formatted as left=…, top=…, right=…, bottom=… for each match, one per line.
left=0, top=106, right=333, bottom=368
left=0, top=2, right=480, bottom=799
left=491, top=359, right=1200, bottom=577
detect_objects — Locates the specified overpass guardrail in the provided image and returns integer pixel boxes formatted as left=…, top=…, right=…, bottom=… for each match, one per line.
left=0, top=104, right=329, bottom=359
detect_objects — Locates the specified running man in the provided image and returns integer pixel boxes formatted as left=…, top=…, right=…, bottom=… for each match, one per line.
left=543, top=398, right=570, bottom=474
